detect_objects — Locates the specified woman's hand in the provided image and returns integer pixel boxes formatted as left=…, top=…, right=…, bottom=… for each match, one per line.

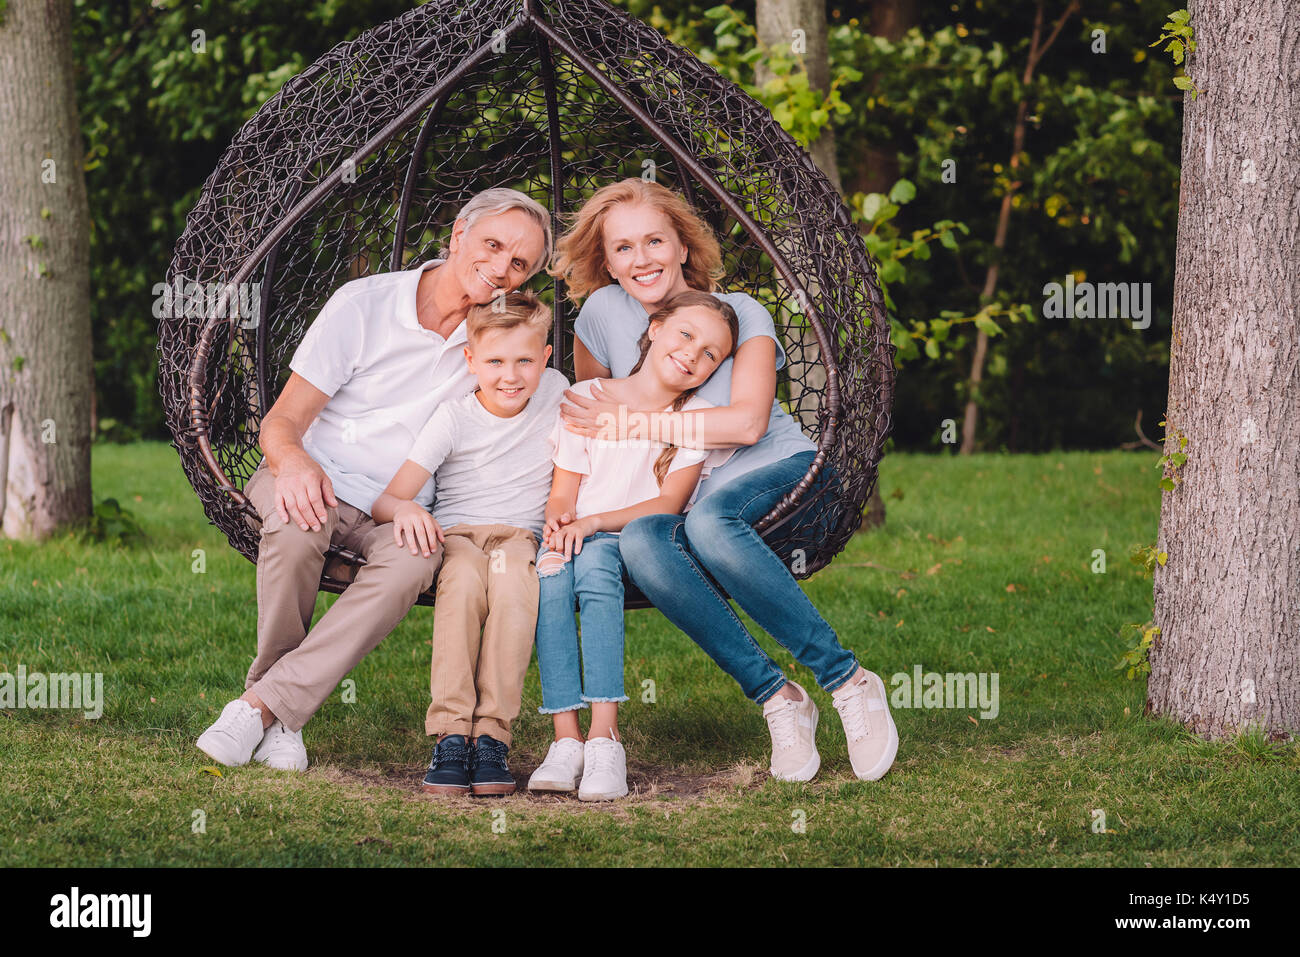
left=559, top=383, right=628, bottom=440
left=391, top=501, right=445, bottom=557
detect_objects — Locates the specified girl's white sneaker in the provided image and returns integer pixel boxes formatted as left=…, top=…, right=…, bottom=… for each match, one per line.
left=831, top=670, right=898, bottom=781
left=527, top=737, right=586, bottom=791
left=577, top=736, right=628, bottom=801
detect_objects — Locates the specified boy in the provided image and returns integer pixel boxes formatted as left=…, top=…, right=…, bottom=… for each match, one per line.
left=371, top=290, right=567, bottom=796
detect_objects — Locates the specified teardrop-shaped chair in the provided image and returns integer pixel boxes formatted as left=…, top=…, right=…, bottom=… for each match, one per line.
left=158, top=0, right=895, bottom=606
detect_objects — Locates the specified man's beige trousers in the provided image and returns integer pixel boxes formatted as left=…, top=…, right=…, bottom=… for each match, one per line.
left=243, top=462, right=440, bottom=732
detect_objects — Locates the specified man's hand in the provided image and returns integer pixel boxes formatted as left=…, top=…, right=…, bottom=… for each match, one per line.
left=392, top=501, right=445, bottom=557
left=273, top=450, right=339, bottom=531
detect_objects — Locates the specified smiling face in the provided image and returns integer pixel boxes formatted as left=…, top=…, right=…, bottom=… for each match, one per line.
left=642, top=305, right=735, bottom=393
left=447, top=208, right=547, bottom=304
left=464, top=324, right=552, bottom=418
left=601, top=203, right=693, bottom=310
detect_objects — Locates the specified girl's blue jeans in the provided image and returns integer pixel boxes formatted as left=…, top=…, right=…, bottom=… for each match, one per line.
left=534, top=532, right=630, bottom=713
left=619, top=450, right=858, bottom=705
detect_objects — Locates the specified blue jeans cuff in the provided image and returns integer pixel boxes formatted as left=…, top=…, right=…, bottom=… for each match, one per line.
left=752, top=674, right=789, bottom=706
left=822, top=659, right=861, bottom=694
left=538, top=702, right=588, bottom=715
left=581, top=694, right=629, bottom=704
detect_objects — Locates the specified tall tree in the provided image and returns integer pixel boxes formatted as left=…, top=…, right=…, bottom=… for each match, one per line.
left=756, top=0, right=887, bottom=525
left=958, top=0, right=1078, bottom=453
left=1149, top=1, right=1298, bottom=738
left=0, top=0, right=93, bottom=537
left=848, top=0, right=917, bottom=198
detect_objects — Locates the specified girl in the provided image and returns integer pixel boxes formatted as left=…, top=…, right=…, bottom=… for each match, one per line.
left=546, top=178, right=899, bottom=785
left=527, top=290, right=739, bottom=801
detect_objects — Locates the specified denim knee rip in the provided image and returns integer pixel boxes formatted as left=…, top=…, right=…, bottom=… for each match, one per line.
left=537, top=550, right=570, bottom=577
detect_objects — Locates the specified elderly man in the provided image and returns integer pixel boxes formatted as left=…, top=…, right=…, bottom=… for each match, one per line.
left=197, top=187, right=551, bottom=771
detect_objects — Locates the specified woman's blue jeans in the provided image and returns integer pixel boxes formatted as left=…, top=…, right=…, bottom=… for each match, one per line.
left=534, top=532, right=630, bottom=713
left=619, top=450, right=857, bottom=705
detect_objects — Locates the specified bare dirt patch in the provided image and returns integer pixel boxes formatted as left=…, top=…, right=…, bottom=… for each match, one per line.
left=318, top=756, right=769, bottom=811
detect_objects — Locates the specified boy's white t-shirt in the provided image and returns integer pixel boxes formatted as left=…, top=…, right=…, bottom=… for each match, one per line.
left=288, top=258, right=479, bottom=515
left=405, top=368, right=570, bottom=538
left=551, top=379, right=733, bottom=527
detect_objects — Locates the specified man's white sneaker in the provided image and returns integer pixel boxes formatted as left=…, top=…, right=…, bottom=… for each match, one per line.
left=528, top=738, right=585, bottom=792
left=196, top=699, right=265, bottom=767
left=577, top=736, right=628, bottom=801
left=831, top=670, right=899, bottom=781
left=252, top=719, right=309, bottom=772
left=762, top=680, right=820, bottom=782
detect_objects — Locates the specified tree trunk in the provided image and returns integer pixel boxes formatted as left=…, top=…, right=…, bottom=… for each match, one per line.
left=1148, top=0, right=1299, bottom=739
left=0, top=0, right=93, bottom=538
left=756, top=0, right=886, bottom=527
left=847, top=0, right=917, bottom=198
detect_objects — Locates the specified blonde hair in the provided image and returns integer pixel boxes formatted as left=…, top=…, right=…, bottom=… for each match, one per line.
left=438, top=187, right=553, bottom=279
left=626, top=291, right=740, bottom=487
left=466, top=289, right=552, bottom=346
left=548, top=178, right=726, bottom=303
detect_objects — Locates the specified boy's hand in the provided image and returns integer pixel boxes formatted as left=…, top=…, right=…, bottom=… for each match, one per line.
left=545, top=515, right=596, bottom=559
left=543, top=511, right=575, bottom=540
left=392, top=501, right=445, bottom=557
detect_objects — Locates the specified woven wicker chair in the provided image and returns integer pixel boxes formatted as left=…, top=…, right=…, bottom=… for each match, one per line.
left=159, top=0, right=894, bottom=608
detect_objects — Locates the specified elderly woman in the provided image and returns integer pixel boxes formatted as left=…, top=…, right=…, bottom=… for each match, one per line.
left=197, top=187, right=551, bottom=773
left=548, top=178, right=898, bottom=784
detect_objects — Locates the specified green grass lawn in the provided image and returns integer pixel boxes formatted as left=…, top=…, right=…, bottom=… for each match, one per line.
left=2, top=442, right=1296, bottom=866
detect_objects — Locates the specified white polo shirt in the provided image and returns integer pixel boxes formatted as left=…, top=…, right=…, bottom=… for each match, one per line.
left=288, top=258, right=478, bottom=515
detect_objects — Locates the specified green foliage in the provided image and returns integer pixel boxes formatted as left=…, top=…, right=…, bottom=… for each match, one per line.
left=823, top=1, right=1182, bottom=450
left=73, top=0, right=418, bottom=442
left=75, top=0, right=1185, bottom=453
left=846, top=178, right=1033, bottom=367
left=1155, top=417, right=1188, bottom=491
left=81, top=497, right=148, bottom=547
left=1115, top=620, right=1160, bottom=679
left=1129, top=542, right=1168, bottom=576
left=1150, top=9, right=1204, bottom=98
left=698, top=5, right=860, bottom=148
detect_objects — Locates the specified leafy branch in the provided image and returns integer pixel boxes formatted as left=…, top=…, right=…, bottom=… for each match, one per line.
left=1150, top=9, right=1204, bottom=98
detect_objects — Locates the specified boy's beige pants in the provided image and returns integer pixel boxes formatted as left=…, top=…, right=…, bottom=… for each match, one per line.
left=242, top=462, right=441, bottom=732
left=426, top=524, right=540, bottom=747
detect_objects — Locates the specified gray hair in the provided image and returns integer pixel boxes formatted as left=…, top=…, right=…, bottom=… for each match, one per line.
left=437, top=187, right=552, bottom=279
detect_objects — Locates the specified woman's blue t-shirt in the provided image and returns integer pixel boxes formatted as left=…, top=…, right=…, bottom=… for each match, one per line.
left=573, top=282, right=816, bottom=500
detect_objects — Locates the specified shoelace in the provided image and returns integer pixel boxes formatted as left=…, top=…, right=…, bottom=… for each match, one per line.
left=765, top=699, right=800, bottom=750
left=585, top=739, right=619, bottom=773
left=475, top=738, right=509, bottom=771
left=432, top=739, right=470, bottom=769
left=263, top=723, right=290, bottom=749
left=835, top=682, right=873, bottom=742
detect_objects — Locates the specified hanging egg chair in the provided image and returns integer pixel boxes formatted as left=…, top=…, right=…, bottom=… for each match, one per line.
left=158, top=0, right=895, bottom=606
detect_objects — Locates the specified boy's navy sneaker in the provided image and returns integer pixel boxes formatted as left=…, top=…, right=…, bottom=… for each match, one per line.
left=421, top=734, right=471, bottom=795
left=469, top=734, right=516, bottom=796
